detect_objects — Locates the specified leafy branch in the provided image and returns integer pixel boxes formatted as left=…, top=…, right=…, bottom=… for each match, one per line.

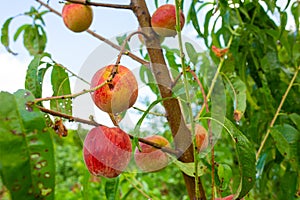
left=256, top=65, right=300, bottom=160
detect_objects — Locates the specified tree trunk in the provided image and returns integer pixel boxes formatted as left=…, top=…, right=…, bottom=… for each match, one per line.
left=131, top=1, right=206, bottom=199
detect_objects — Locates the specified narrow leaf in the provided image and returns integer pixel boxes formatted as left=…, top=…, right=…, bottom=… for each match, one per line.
left=13, top=24, right=29, bottom=41
left=270, top=128, right=290, bottom=157
left=217, top=163, right=233, bottom=190
left=25, top=53, right=51, bottom=98
left=1, top=17, right=17, bottom=55
left=105, top=177, right=120, bottom=200
left=289, top=113, right=300, bottom=131
left=172, top=159, right=207, bottom=177
left=223, top=118, right=256, bottom=198
left=0, top=90, right=55, bottom=200
left=50, top=64, right=72, bottom=115
left=185, top=42, right=199, bottom=65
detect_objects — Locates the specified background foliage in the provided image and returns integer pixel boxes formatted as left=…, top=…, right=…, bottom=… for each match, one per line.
left=0, top=0, right=299, bottom=199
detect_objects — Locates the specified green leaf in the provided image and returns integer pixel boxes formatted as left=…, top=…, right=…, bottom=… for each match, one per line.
left=270, top=128, right=290, bottom=158
left=200, top=117, right=256, bottom=198
left=291, top=1, right=299, bottom=30
left=172, top=159, right=207, bottom=177
left=25, top=53, right=51, bottom=98
left=116, top=34, right=130, bottom=51
left=217, top=163, right=233, bottom=190
left=289, top=113, right=300, bottom=131
left=187, top=2, right=203, bottom=38
left=23, top=25, right=47, bottom=55
left=0, top=90, right=55, bottom=200
left=185, top=42, right=199, bottom=65
left=1, top=17, right=17, bottom=55
left=223, top=118, right=256, bottom=198
left=105, top=177, right=120, bottom=200
left=273, top=124, right=300, bottom=170
left=50, top=64, right=72, bottom=115
left=13, top=24, right=30, bottom=41
left=223, top=74, right=247, bottom=120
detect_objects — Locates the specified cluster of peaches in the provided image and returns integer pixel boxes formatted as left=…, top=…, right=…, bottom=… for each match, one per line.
left=61, top=3, right=208, bottom=178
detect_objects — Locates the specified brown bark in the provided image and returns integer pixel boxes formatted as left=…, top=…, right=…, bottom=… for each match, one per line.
left=131, top=1, right=206, bottom=199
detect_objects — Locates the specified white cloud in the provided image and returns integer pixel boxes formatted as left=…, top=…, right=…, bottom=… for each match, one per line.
left=0, top=53, right=29, bottom=93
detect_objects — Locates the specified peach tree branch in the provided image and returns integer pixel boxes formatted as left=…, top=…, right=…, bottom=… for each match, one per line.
left=35, top=104, right=181, bottom=156
left=65, top=0, right=132, bottom=10
left=35, top=0, right=149, bottom=67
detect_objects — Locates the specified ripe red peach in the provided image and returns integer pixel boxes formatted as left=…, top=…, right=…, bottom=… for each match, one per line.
left=151, top=4, right=185, bottom=37
left=90, top=64, right=138, bottom=114
left=83, top=126, right=132, bottom=178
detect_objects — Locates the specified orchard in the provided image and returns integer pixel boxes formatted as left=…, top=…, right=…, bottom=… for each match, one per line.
left=0, top=0, right=299, bottom=200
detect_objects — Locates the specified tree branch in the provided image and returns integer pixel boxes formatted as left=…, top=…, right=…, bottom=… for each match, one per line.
left=35, top=0, right=149, bottom=67
left=35, top=104, right=181, bottom=156
left=65, top=0, right=132, bottom=10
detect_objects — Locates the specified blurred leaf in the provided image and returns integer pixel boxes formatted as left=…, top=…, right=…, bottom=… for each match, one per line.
left=139, top=65, right=159, bottom=95
left=25, top=53, right=52, bottom=98
left=0, top=90, right=55, bottom=200
left=270, top=128, right=290, bottom=158
left=172, top=159, right=207, bottom=177
left=185, top=42, right=199, bottom=65
left=105, top=177, right=120, bottom=200
left=187, top=2, right=203, bottom=38
left=13, top=24, right=30, bottom=41
left=116, top=34, right=130, bottom=51
left=291, top=1, right=299, bottom=30
left=289, top=113, right=300, bottom=130
left=223, top=75, right=247, bottom=120
left=50, top=64, right=72, bottom=115
left=217, top=163, right=232, bottom=190
left=23, top=25, right=47, bottom=55
left=222, top=118, right=256, bottom=199
left=1, top=17, right=17, bottom=55
left=273, top=124, right=300, bottom=170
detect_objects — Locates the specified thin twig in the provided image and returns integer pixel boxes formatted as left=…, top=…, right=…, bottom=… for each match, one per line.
left=55, top=63, right=90, bottom=85
left=35, top=0, right=149, bottom=67
left=133, top=106, right=166, bottom=117
left=34, top=79, right=109, bottom=103
left=256, top=66, right=300, bottom=160
left=65, top=0, right=132, bottom=10
left=188, top=69, right=209, bottom=113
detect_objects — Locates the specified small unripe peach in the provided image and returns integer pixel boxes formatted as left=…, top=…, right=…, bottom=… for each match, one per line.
left=151, top=4, right=185, bottom=37
left=62, top=3, right=93, bottom=32
left=187, top=124, right=208, bottom=152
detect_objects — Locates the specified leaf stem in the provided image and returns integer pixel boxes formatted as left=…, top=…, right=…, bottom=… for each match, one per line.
left=256, top=66, right=300, bottom=160
left=34, top=79, right=108, bottom=103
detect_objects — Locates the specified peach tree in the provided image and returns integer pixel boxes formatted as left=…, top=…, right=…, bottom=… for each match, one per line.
left=0, top=0, right=299, bottom=200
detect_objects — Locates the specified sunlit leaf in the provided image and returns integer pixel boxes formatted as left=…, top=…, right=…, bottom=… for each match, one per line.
left=172, top=159, right=207, bottom=177
left=1, top=17, right=17, bottom=55
left=25, top=53, right=52, bottom=98
left=270, top=128, right=290, bottom=158
left=50, top=64, right=72, bottom=115
left=217, top=163, right=232, bottom=190
left=185, top=42, right=199, bottom=65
